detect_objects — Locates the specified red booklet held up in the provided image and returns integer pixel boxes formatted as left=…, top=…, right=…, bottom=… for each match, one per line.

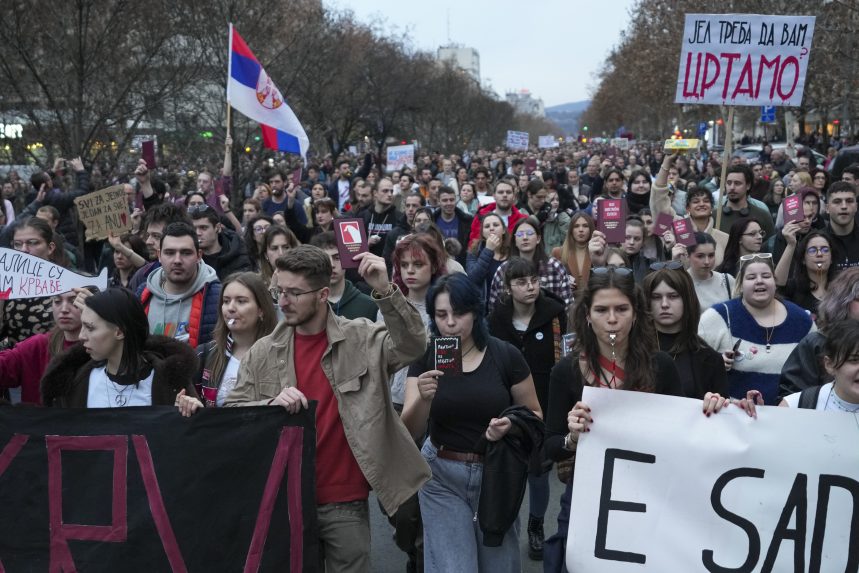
left=653, top=212, right=674, bottom=237
left=141, top=140, right=156, bottom=169
left=335, top=218, right=368, bottom=268
left=672, top=217, right=697, bottom=247
left=597, top=198, right=627, bottom=244
left=783, top=194, right=804, bottom=224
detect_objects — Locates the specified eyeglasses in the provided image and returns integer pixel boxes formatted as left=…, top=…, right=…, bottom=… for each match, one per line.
left=253, top=225, right=269, bottom=233
left=739, top=253, right=773, bottom=263
left=742, top=230, right=767, bottom=239
left=592, top=266, right=633, bottom=276
left=144, top=232, right=163, bottom=242
left=188, top=204, right=213, bottom=214
left=806, top=246, right=830, bottom=255
left=515, top=229, right=536, bottom=238
left=270, top=286, right=324, bottom=302
left=649, top=260, right=684, bottom=271
left=510, top=277, right=540, bottom=288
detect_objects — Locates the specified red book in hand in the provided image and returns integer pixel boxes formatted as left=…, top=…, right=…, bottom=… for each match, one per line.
left=597, top=199, right=627, bottom=244
left=672, top=217, right=697, bottom=247
left=335, top=218, right=368, bottom=268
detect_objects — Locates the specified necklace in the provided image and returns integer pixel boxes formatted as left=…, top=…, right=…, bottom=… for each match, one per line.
left=462, top=344, right=476, bottom=358
left=763, top=303, right=776, bottom=353
left=824, top=385, right=859, bottom=413
left=595, top=334, right=626, bottom=387
left=106, top=378, right=134, bottom=407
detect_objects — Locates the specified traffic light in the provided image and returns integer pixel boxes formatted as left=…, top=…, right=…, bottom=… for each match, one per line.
left=199, top=131, right=213, bottom=138
left=583, top=125, right=589, bottom=132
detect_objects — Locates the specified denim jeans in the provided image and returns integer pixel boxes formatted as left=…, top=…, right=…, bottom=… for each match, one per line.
left=419, top=439, right=521, bottom=573
left=528, top=471, right=550, bottom=518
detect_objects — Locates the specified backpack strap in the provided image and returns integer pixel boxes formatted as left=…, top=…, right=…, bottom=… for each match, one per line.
left=797, top=385, right=823, bottom=409
left=723, top=273, right=732, bottom=300
left=721, top=302, right=733, bottom=337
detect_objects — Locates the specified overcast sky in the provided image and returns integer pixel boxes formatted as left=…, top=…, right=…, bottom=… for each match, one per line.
left=325, top=0, right=637, bottom=108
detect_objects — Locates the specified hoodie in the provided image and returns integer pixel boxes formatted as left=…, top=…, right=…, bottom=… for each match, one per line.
left=142, top=261, right=220, bottom=343
left=331, top=279, right=378, bottom=321
left=362, top=204, right=401, bottom=257
left=202, top=229, right=252, bottom=281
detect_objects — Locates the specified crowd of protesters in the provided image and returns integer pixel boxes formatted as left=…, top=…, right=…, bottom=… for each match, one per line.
left=1, top=134, right=858, bottom=573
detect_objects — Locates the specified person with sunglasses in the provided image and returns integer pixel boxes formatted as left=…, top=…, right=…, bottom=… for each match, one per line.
left=542, top=265, right=684, bottom=569
left=642, top=267, right=727, bottom=399
left=487, top=216, right=572, bottom=313
left=715, top=217, right=767, bottom=277
left=699, top=253, right=816, bottom=405
left=488, top=257, right=568, bottom=561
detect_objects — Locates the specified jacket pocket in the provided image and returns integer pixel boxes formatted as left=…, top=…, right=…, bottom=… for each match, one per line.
left=257, top=379, right=282, bottom=400
left=335, top=369, right=366, bottom=394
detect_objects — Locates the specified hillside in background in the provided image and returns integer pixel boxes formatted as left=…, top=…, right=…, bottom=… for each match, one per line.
left=546, top=100, right=590, bottom=137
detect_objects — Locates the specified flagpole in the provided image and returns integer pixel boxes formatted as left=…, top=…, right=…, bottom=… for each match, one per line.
left=226, top=23, right=233, bottom=141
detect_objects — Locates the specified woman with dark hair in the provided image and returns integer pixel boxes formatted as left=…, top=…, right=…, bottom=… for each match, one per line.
left=553, top=211, right=594, bottom=291
left=487, top=216, right=572, bottom=312
left=687, top=232, right=735, bottom=311
left=242, top=213, right=274, bottom=272
left=780, top=320, right=859, bottom=412
left=177, top=272, right=277, bottom=413
left=542, top=266, right=682, bottom=570
left=488, top=257, right=567, bottom=561
left=774, top=230, right=834, bottom=317
left=40, top=288, right=198, bottom=407
left=402, top=273, right=541, bottom=572
left=762, top=178, right=786, bottom=219
left=699, top=254, right=815, bottom=405
left=310, top=197, right=339, bottom=236
left=108, top=232, right=148, bottom=289
left=642, top=268, right=728, bottom=398
left=1, top=218, right=70, bottom=361
left=811, top=167, right=830, bottom=199
left=0, top=290, right=85, bottom=405
left=467, top=212, right=510, bottom=310
left=772, top=188, right=825, bottom=264
left=715, top=217, right=766, bottom=277
left=625, top=169, right=652, bottom=214
left=260, top=225, right=299, bottom=285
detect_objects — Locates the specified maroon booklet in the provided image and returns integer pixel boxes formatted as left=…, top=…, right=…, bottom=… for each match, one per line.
left=291, top=167, right=302, bottom=187
left=653, top=212, right=674, bottom=237
left=334, top=218, right=368, bottom=268
left=141, top=140, right=156, bottom=169
left=433, top=336, right=462, bottom=375
left=672, top=217, right=697, bottom=247
left=597, top=198, right=627, bottom=244
left=525, top=158, right=537, bottom=175
left=783, top=194, right=804, bottom=224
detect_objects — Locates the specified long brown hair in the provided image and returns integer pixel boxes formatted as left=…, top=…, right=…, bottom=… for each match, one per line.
left=469, top=212, right=511, bottom=258
left=572, top=269, right=657, bottom=392
left=207, top=273, right=278, bottom=388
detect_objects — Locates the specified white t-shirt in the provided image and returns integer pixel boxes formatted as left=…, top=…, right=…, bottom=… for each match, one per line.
left=86, top=367, right=154, bottom=408
left=783, top=382, right=859, bottom=412
left=216, top=355, right=241, bottom=407
left=689, top=270, right=735, bottom=313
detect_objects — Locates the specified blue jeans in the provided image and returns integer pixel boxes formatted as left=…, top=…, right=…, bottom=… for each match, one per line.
left=419, top=439, right=521, bottom=573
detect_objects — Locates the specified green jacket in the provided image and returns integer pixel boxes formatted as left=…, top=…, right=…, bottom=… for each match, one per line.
left=331, top=279, right=377, bottom=321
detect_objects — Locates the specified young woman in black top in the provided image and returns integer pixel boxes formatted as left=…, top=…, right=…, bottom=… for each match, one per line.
left=488, top=257, right=567, bottom=560
left=641, top=267, right=728, bottom=398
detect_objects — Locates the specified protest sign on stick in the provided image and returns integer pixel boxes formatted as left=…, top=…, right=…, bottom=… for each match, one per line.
left=567, top=387, right=858, bottom=572
left=675, top=14, right=816, bottom=107
left=386, top=145, right=415, bottom=173
left=506, top=131, right=529, bottom=151
left=74, top=185, right=132, bottom=241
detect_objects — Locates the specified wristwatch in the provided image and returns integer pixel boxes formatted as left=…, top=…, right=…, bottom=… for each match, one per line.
left=562, top=432, right=576, bottom=451
left=371, top=283, right=397, bottom=299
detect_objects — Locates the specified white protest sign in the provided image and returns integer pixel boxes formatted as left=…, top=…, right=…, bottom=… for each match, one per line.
left=0, top=248, right=108, bottom=300
left=675, top=14, right=816, bottom=107
left=538, top=135, right=559, bottom=149
left=506, top=130, right=529, bottom=151
left=568, top=387, right=858, bottom=572
left=610, top=137, right=630, bottom=150
left=386, top=144, right=415, bottom=173
left=74, top=185, right=132, bottom=241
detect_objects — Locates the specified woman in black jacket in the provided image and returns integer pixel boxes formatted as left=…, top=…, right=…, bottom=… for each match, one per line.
left=41, top=288, right=198, bottom=408
left=488, top=257, right=567, bottom=561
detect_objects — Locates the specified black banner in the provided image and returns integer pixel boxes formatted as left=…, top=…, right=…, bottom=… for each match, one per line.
left=0, top=405, right=317, bottom=572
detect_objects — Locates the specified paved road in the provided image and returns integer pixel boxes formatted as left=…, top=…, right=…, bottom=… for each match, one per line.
left=369, top=475, right=566, bottom=572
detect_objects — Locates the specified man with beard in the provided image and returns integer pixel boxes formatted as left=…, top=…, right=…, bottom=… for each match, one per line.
left=468, top=176, right=526, bottom=245
left=362, top=177, right=400, bottom=259
left=716, top=165, right=774, bottom=239
left=264, top=170, right=308, bottom=233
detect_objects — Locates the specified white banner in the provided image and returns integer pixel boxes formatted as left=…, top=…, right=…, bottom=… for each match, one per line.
left=538, top=135, right=559, bottom=149
left=675, top=14, right=815, bottom=107
left=610, top=137, right=629, bottom=150
left=386, top=144, right=415, bottom=173
left=506, top=130, right=529, bottom=151
left=568, top=387, right=858, bottom=572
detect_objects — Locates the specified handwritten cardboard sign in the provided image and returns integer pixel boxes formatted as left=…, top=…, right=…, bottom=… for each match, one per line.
left=433, top=336, right=462, bottom=375
left=386, top=144, right=415, bottom=173
left=597, top=199, right=626, bottom=244
left=0, top=248, right=108, bottom=300
left=335, top=218, right=367, bottom=268
left=74, top=185, right=131, bottom=241
left=675, top=14, right=816, bottom=107
left=506, top=131, right=529, bottom=151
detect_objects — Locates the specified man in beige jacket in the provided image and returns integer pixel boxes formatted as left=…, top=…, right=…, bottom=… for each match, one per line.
left=225, top=245, right=430, bottom=573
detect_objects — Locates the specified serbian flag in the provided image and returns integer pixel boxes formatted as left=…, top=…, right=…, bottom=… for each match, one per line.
left=226, top=24, right=309, bottom=159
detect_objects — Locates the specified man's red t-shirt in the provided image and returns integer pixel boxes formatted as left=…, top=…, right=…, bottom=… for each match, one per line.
left=294, top=330, right=369, bottom=505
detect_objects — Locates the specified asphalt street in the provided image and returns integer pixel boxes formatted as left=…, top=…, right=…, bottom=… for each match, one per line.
left=369, top=475, right=567, bottom=572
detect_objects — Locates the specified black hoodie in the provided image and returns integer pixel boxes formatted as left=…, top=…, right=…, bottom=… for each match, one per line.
left=202, top=229, right=252, bottom=281
left=362, top=204, right=401, bottom=257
